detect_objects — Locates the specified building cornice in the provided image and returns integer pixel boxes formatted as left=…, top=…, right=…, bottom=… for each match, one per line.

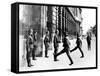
left=66, top=7, right=82, bottom=23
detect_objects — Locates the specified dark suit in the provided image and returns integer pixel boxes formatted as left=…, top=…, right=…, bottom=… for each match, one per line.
left=86, top=35, right=91, bottom=50
left=55, top=37, right=73, bottom=65
left=70, top=37, right=84, bottom=58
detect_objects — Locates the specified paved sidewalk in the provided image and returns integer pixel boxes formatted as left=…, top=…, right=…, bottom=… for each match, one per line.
left=19, top=37, right=96, bottom=71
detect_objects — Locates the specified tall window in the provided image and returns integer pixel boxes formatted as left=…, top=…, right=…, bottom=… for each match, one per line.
left=76, top=8, right=77, bottom=16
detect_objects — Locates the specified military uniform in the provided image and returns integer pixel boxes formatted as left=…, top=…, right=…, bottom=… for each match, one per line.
left=26, top=35, right=34, bottom=67
left=53, top=34, right=60, bottom=61
left=32, top=33, right=37, bottom=60
left=44, top=34, right=50, bottom=57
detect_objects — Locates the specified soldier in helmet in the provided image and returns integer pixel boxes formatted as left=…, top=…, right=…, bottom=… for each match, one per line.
left=32, top=31, right=37, bottom=60
left=26, top=29, right=34, bottom=67
left=53, top=30, right=61, bottom=61
left=44, top=31, right=50, bottom=58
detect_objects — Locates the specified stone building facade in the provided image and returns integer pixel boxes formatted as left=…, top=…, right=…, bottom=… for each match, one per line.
left=19, top=5, right=83, bottom=67
left=45, top=6, right=83, bottom=40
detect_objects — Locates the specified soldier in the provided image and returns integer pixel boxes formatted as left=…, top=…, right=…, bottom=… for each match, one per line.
left=32, top=31, right=37, bottom=60
left=54, top=32, right=73, bottom=65
left=53, top=30, right=60, bottom=61
left=44, top=31, right=50, bottom=58
left=26, top=29, right=34, bottom=67
left=70, top=34, right=84, bottom=58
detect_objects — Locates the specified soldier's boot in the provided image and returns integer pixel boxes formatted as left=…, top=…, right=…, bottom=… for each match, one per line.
left=45, top=50, right=49, bottom=58
left=80, top=55, right=84, bottom=58
left=53, top=53, right=59, bottom=61
left=27, top=61, right=31, bottom=67
left=32, top=50, right=36, bottom=60
left=28, top=58, right=33, bottom=67
left=32, top=56, right=36, bottom=60
left=69, top=61, right=73, bottom=66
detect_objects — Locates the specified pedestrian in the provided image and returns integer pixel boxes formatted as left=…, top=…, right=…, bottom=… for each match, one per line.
left=70, top=33, right=84, bottom=58
left=54, top=32, right=73, bottom=65
left=86, top=32, right=91, bottom=50
left=26, top=29, right=34, bottom=67
left=32, top=31, right=37, bottom=60
left=44, top=31, right=50, bottom=58
left=53, top=30, right=60, bottom=61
